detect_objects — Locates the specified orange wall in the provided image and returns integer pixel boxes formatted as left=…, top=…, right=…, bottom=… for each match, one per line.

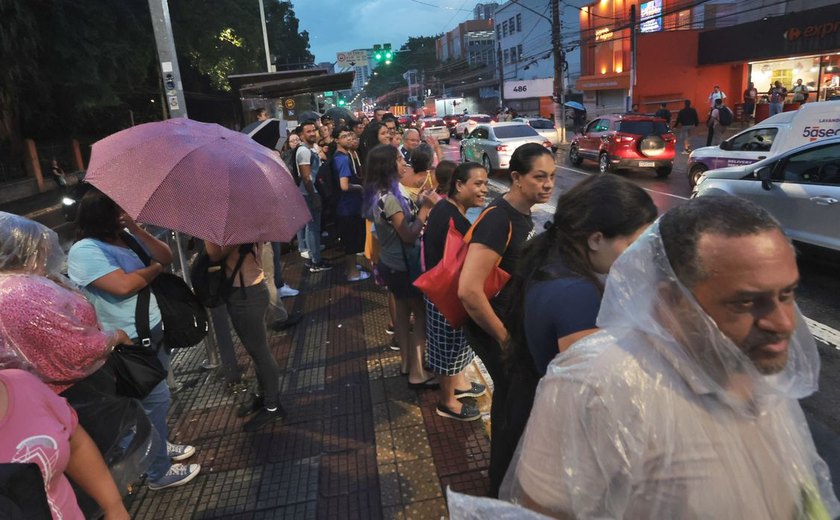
left=635, top=30, right=747, bottom=115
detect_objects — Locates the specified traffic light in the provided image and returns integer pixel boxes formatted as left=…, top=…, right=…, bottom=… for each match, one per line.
left=372, top=43, right=393, bottom=65
left=338, top=97, right=346, bottom=106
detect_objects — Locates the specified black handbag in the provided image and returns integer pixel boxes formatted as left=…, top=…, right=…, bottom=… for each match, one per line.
left=0, top=464, right=51, bottom=520
left=120, top=231, right=208, bottom=348
left=105, top=343, right=167, bottom=399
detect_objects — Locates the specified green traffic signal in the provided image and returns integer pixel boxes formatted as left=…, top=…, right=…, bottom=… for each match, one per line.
left=375, top=52, right=383, bottom=61
left=338, top=98, right=346, bottom=106
left=385, top=51, right=392, bottom=60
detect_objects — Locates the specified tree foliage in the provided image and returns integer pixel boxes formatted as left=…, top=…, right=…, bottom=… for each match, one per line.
left=1, top=0, right=314, bottom=148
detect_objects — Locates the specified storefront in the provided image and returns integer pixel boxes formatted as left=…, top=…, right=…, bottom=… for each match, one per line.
left=699, top=3, right=840, bottom=121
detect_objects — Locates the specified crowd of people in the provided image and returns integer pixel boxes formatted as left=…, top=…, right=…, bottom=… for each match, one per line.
left=2, top=103, right=839, bottom=519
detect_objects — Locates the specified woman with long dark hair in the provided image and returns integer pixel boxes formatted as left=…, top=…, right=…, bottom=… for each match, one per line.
left=457, top=142, right=554, bottom=496
left=363, top=144, right=439, bottom=387
left=497, top=175, right=657, bottom=493
left=67, top=188, right=200, bottom=490
left=358, top=121, right=390, bottom=163
left=422, top=162, right=489, bottom=421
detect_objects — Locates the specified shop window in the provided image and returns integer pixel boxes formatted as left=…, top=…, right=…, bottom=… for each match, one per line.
left=770, top=69, right=792, bottom=89
left=728, top=128, right=778, bottom=153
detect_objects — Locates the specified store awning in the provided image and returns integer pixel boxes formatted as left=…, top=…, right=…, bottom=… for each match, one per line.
left=227, top=69, right=355, bottom=98
left=576, top=72, right=631, bottom=91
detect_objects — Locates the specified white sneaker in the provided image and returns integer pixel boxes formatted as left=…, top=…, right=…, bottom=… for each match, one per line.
left=300, top=250, right=311, bottom=259
left=148, top=463, right=201, bottom=490
left=278, top=284, right=299, bottom=297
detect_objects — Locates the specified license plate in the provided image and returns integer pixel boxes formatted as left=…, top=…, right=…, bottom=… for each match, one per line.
left=638, top=161, right=655, bottom=167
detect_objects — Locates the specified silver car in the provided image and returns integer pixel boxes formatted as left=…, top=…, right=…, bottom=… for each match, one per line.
left=460, top=123, right=552, bottom=172
left=693, top=136, right=840, bottom=252
left=513, top=117, right=559, bottom=150
left=419, top=117, right=450, bottom=144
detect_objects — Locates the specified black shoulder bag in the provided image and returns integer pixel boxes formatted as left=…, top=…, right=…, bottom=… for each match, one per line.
left=120, top=231, right=208, bottom=349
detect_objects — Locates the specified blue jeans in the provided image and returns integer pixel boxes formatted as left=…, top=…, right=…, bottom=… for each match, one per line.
left=303, top=195, right=322, bottom=264
left=270, top=242, right=285, bottom=288
left=296, top=228, right=308, bottom=254
left=769, top=102, right=783, bottom=116
left=140, top=325, right=172, bottom=480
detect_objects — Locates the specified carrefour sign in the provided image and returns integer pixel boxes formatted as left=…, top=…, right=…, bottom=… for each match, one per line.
left=504, top=78, right=553, bottom=99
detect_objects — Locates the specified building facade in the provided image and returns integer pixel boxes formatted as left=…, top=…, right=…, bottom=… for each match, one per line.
left=473, top=2, right=498, bottom=20
left=436, top=19, right=496, bottom=68
left=577, top=0, right=840, bottom=116
left=494, top=0, right=588, bottom=117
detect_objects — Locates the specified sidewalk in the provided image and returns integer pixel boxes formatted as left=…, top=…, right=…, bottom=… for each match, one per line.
left=124, top=247, right=492, bottom=519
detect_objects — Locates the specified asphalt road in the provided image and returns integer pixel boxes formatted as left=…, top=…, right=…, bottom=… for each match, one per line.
left=442, top=136, right=840, bottom=496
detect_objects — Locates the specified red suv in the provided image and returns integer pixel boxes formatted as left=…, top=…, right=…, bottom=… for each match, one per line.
left=569, top=114, right=676, bottom=178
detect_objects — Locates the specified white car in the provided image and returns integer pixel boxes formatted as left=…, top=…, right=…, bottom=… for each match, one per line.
left=513, top=117, right=559, bottom=150
left=460, top=122, right=552, bottom=171
left=454, top=114, right=493, bottom=139
left=418, top=117, right=450, bottom=144
left=693, top=136, right=840, bottom=252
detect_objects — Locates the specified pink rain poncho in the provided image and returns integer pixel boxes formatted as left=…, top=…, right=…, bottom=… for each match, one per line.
left=498, top=222, right=839, bottom=519
left=0, top=212, right=121, bottom=392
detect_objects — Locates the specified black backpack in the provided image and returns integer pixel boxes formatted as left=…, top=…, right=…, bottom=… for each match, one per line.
left=281, top=145, right=303, bottom=186
left=120, top=232, right=208, bottom=349
left=718, top=106, right=733, bottom=126
left=190, top=243, right=252, bottom=308
left=315, top=153, right=341, bottom=212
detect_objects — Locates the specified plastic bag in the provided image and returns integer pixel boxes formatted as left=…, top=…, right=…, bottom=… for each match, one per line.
left=0, top=212, right=65, bottom=276
left=447, top=488, right=552, bottom=520
left=0, top=274, right=119, bottom=390
left=501, top=221, right=839, bottom=519
left=60, top=367, right=159, bottom=516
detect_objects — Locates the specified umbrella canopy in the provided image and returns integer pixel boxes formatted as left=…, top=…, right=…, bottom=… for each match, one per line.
left=324, top=107, right=355, bottom=125
left=243, top=118, right=283, bottom=150
left=85, top=118, right=310, bottom=246
left=564, top=101, right=585, bottom=111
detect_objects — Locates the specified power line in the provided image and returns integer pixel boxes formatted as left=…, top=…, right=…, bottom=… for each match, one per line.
left=408, top=0, right=471, bottom=11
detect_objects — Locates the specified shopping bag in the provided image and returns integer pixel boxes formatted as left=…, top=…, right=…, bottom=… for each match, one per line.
left=414, top=215, right=511, bottom=328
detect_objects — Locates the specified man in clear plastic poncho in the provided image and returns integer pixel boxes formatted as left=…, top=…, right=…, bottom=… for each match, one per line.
left=501, top=196, right=839, bottom=519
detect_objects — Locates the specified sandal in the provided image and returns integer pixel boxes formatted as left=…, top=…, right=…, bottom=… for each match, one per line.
left=436, top=402, right=481, bottom=421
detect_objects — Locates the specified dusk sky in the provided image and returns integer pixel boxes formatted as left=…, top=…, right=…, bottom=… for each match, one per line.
left=293, top=0, right=476, bottom=64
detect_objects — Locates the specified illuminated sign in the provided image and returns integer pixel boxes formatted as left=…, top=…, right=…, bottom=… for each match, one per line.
left=640, top=0, right=662, bottom=33
left=595, top=27, right=614, bottom=42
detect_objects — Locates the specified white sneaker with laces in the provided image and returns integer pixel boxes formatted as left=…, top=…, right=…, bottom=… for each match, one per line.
left=300, top=250, right=311, bottom=259
left=148, top=463, right=201, bottom=490
left=278, top=283, right=299, bottom=297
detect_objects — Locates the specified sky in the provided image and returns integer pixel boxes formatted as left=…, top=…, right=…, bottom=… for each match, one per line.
left=292, top=0, right=476, bottom=64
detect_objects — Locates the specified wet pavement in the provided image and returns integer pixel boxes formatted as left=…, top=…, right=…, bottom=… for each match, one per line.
left=124, top=245, right=493, bottom=519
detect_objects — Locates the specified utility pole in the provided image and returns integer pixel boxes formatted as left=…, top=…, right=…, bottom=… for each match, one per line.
left=497, top=42, right=505, bottom=109
left=551, top=0, right=566, bottom=144
left=629, top=4, right=637, bottom=112
left=147, top=0, right=187, bottom=119
left=147, top=0, right=220, bottom=371
left=258, top=0, right=272, bottom=73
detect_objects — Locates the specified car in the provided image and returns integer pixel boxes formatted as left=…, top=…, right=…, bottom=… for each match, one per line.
left=692, top=136, right=840, bottom=253
left=418, top=117, right=450, bottom=144
left=687, top=100, right=840, bottom=187
left=397, top=113, right=417, bottom=129
left=459, top=122, right=552, bottom=172
left=454, top=114, right=493, bottom=139
left=513, top=117, right=559, bottom=150
left=569, top=114, right=676, bottom=178
left=442, top=114, right=461, bottom=136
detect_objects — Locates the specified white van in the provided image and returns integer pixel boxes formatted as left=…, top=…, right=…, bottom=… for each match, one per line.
left=687, top=100, right=840, bottom=186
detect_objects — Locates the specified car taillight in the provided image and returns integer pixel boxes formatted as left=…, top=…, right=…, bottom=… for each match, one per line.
left=496, top=144, right=508, bottom=151
left=611, top=133, right=635, bottom=143
left=542, top=140, right=552, bottom=148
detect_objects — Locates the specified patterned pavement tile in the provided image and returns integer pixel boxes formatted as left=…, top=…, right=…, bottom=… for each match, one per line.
left=440, top=469, right=492, bottom=498
left=401, top=497, right=449, bottom=519
left=397, top=458, right=443, bottom=503
left=392, top=425, right=433, bottom=462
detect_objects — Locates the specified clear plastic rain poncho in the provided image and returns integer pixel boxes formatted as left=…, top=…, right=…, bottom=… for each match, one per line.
left=0, top=212, right=120, bottom=389
left=499, top=221, right=839, bottom=519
